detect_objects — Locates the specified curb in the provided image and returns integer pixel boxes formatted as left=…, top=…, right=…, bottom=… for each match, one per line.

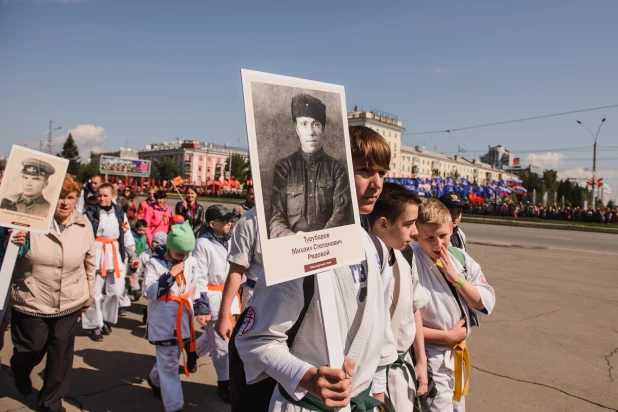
left=462, top=217, right=618, bottom=235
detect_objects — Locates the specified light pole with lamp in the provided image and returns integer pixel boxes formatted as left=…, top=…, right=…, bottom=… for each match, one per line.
left=576, top=118, right=606, bottom=207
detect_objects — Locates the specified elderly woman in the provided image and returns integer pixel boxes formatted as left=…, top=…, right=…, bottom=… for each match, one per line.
left=174, top=185, right=205, bottom=236
left=6, top=174, right=96, bottom=412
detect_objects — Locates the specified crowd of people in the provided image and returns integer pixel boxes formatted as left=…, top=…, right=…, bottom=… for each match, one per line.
left=0, top=125, right=494, bottom=412
left=467, top=201, right=618, bottom=224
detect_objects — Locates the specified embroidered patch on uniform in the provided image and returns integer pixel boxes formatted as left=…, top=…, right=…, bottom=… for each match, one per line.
left=238, top=306, right=257, bottom=336
left=121, top=222, right=129, bottom=231
left=479, top=275, right=487, bottom=285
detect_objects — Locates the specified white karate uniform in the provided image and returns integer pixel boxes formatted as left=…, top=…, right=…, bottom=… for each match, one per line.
left=82, top=208, right=135, bottom=329
left=412, top=243, right=496, bottom=412
left=228, top=208, right=263, bottom=311
left=192, top=235, right=241, bottom=380
left=236, top=231, right=397, bottom=411
left=385, top=249, right=429, bottom=411
left=137, top=248, right=154, bottom=289
left=144, top=253, right=204, bottom=412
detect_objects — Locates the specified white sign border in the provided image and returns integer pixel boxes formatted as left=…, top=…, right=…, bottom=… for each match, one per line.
left=241, top=69, right=364, bottom=286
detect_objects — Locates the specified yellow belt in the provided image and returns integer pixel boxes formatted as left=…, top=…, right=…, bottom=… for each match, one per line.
left=442, top=339, right=470, bottom=402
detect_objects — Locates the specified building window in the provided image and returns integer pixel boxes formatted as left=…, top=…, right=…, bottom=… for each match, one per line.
left=199, top=167, right=202, bottom=172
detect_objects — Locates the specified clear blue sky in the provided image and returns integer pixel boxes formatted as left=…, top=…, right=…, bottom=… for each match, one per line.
left=1, top=0, right=617, bottom=200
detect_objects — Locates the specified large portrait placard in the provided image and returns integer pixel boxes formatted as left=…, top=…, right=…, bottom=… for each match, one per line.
left=0, top=145, right=69, bottom=234
left=241, top=70, right=364, bottom=285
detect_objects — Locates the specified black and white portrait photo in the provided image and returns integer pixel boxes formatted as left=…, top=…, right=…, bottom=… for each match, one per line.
left=251, top=84, right=355, bottom=239
left=0, top=158, right=56, bottom=218
left=0, top=145, right=68, bottom=233
left=241, top=70, right=364, bottom=285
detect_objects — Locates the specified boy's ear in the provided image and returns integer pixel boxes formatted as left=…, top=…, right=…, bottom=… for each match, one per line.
left=378, top=216, right=389, bottom=232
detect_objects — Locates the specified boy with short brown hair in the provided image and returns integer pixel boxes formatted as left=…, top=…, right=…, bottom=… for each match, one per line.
left=413, top=199, right=495, bottom=411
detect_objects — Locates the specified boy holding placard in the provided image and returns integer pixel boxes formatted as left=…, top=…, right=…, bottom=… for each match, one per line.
left=235, top=126, right=397, bottom=411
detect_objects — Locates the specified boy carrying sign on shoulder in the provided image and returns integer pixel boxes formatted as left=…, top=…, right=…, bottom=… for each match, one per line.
left=235, top=126, right=398, bottom=411
left=413, top=199, right=496, bottom=411
left=367, top=182, right=429, bottom=411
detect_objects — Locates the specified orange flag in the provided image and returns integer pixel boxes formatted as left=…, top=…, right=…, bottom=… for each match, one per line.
left=171, top=176, right=184, bottom=186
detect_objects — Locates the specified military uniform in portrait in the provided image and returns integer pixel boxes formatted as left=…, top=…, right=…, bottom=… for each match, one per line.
left=268, top=93, right=354, bottom=238
left=0, top=158, right=55, bottom=218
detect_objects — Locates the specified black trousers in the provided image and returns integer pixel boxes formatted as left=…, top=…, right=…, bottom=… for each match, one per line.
left=11, top=309, right=80, bottom=412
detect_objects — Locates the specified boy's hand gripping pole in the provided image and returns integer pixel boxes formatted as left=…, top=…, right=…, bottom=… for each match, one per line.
left=316, top=271, right=352, bottom=412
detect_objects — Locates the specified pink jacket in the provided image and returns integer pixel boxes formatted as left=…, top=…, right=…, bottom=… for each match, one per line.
left=137, top=199, right=154, bottom=220
left=144, top=205, right=172, bottom=245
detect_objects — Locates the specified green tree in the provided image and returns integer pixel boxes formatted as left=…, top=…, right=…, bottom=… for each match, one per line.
left=521, top=172, right=542, bottom=195
left=57, top=133, right=81, bottom=176
left=224, top=153, right=247, bottom=181
left=78, top=160, right=99, bottom=183
left=542, top=169, right=558, bottom=200
left=152, top=156, right=180, bottom=180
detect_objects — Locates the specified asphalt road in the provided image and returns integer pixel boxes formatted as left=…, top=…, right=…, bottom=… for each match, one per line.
left=460, top=221, right=618, bottom=255
left=1, top=223, right=617, bottom=412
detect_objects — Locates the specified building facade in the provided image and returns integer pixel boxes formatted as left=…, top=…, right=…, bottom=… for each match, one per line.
left=480, top=145, right=514, bottom=169
left=347, top=108, right=406, bottom=174
left=347, top=108, right=517, bottom=184
left=137, top=140, right=248, bottom=184
left=399, top=145, right=517, bottom=185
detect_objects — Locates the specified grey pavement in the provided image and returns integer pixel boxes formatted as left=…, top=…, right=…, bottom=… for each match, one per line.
left=461, top=221, right=618, bottom=255
left=1, top=224, right=618, bottom=411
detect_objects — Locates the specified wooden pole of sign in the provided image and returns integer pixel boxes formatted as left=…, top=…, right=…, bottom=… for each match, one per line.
left=170, top=182, right=184, bottom=200
left=316, top=271, right=352, bottom=412
left=0, top=233, right=19, bottom=311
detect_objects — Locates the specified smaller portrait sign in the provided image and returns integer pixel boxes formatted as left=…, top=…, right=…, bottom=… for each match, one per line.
left=0, top=145, right=69, bottom=234
left=99, top=155, right=151, bottom=177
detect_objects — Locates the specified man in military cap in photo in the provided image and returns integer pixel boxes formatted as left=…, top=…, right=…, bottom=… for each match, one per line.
left=269, top=93, right=354, bottom=239
left=0, top=158, right=55, bottom=218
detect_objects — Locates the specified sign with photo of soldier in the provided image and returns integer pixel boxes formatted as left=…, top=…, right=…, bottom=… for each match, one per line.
left=241, top=69, right=363, bottom=285
left=0, top=145, right=69, bottom=233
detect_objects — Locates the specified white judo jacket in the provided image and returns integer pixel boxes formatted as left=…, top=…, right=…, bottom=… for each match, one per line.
left=236, top=231, right=398, bottom=411
left=192, top=234, right=241, bottom=319
left=385, top=249, right=429, bottom=411
left=144, top=248, right=209, bottom=343
left=412, top=243, right=495, bottom=363
left=94, top=208, right=135, bottom=276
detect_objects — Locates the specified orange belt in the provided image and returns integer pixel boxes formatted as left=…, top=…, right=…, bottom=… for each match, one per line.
left=96, top=237, right=121, bottom=278
left=207, top=283, right=239, bottom=326
left=159, top=273, right=196, bottom=377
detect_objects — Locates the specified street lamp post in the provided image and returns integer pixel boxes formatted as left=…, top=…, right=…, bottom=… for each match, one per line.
left=576, top=118, right=606, bottom=207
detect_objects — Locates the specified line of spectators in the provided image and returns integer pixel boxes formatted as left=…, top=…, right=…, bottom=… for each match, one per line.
left=467, top=202, right=618, bottom=224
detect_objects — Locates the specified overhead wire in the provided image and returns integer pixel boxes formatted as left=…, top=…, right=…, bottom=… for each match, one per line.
left=403, top=104, right=618, bottom=136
